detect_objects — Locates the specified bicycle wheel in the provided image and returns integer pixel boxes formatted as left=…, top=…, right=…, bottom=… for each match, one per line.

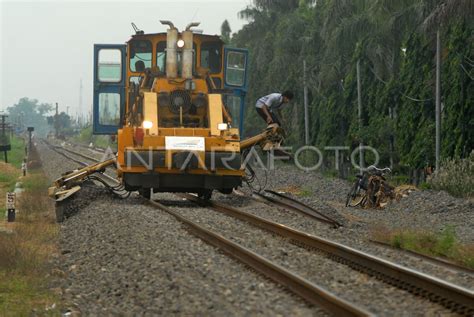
left=346, top=181, right=363, bottom=207
left=349, top=194, right=366, bottom=207
left=345, top=181, right=358, bottom=207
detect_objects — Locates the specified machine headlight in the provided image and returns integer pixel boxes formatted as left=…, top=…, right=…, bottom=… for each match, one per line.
left=177, top=39, right=185, bottom=48
left=218, top=123, right=229, bottom=131
left=143, top=121, right=153, bottom=129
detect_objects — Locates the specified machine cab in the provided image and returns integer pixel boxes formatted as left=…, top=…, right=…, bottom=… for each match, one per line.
left=93, top=26, right=249, bottom=135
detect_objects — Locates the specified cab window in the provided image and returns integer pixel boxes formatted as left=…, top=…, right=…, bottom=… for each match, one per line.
left=98, top=93, right=121, bottom=125
left=98, top=49, right=122, bottom=83
left=200, top=42, right=221, bottom=74
left=130, top=40, right=152, bottom=72
left=226, top=51, right=246, bottom=86
left=156, top=41, right=167, bottom=72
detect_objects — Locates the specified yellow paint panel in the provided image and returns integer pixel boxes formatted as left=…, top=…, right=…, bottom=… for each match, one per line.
left=143, top=92, right=158, bottom=135
left=208, top=94, right=223, bottom=136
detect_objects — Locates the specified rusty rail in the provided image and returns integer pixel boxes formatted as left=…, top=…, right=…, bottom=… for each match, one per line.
left=149, top=199, right=371, bottom=316
left=248, top=190, right=342, bottom=228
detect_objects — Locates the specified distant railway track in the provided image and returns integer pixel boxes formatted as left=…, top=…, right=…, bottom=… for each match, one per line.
left=47, top=140, right=474, bottom=315
left=71, top=142, right=107, bottom=154
left=41, top=139, right=118, bottom=185
left=177, top=193, right=474, bottom=316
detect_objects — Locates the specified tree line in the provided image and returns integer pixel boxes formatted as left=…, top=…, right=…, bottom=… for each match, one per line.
left=226, top=0, right=473, bottom=170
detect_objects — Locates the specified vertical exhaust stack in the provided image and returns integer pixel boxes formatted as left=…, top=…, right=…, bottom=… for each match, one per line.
left=160, top=20, right=178, bottom=78
left=182, top=22, right=200, bottom=80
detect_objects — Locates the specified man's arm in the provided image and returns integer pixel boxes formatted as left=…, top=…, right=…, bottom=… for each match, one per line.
left=261, top=105, right=273, bottom=124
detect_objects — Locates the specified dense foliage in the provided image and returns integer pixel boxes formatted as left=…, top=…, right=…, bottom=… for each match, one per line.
left=230, top=0, right=473, bottom=169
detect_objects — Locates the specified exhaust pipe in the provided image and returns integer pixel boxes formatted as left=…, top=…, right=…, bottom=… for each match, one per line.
left=160, top=20, right=178, bottom=78
left=182, top=22, right=200, bottom=79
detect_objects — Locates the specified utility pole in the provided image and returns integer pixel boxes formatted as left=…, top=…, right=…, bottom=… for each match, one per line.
left=27, top=127, right=34, bottom=150
left=79, top=78, right=83, bottom=126
left=1, top=114, right=9, bottom=163
left=435, top=30, right=441, bottom=172
left=389, top=107, right=394, bottom=170
left=356, top=59, right=364, bottom=172
left=303, top=60, right=309, bottom=145
left=54, top=102, right=59, bottom=137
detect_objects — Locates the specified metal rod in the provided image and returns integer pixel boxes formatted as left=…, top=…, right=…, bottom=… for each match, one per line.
left=303, top=60, right=309, bottom=145
left=356, top=59, right=363, bottom=172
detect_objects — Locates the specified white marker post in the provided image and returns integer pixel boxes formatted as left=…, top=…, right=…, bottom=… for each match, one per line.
left=6, top=192, right=15, bottom=222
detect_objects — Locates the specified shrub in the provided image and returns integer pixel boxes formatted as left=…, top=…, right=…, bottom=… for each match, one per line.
left=428, top=151, right=474, bottom=198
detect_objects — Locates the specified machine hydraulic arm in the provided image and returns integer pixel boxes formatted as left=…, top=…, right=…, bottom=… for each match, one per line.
left=48, top=158, right=116, bottom=201
left=240, top=124, right=285, bottom=151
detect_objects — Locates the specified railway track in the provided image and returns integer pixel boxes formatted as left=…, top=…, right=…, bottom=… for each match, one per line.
left=47, top=140, right=474, bottom=315
left=70, top=141, right=108, bottom=154
left=176, top=193, right=474, bottom=315
left=149, top=198, right=371, bottom=316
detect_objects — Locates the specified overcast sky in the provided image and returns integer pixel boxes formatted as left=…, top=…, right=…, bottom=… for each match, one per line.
left=0, top=0, right=251, bottom=116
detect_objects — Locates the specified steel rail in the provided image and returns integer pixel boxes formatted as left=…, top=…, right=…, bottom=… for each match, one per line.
left=250, top=190, right=341, bottom=228
left=52, top=145, right=110, bottom=165
left=179, top=193, right=474, bottom=315
left=71, top=142, right=107, bottom=153
left=265, top=189, right=343, bottom=227
left=148, top=199, right=372, bottom=317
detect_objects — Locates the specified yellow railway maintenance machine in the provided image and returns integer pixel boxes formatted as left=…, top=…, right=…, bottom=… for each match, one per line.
left=92, top=21, right=257, bottom=199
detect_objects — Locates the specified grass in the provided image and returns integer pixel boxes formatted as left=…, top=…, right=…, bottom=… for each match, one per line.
left=2, top=136, right=26, bottom=169
left=389, top=175, right=410, bottom=186
left=296, top=188, right=312, bottom=197
left=72, top=125, right=116, bottom=149
left=418, top=182, right=432, bottom=190
left=275, top=185, right=312, bottom=197
left=0, top=272, right=59, bottom=316
left=0, top=142, right=60, bottom=316
left=0, top=136, right=24, bottom=221
left=371, top=225, right=474, bottom=269
left=21, top=172, right=51, bottom=192
left=0, top=169, right=18, bottom=193
left=322, top=169, right=338, bottom=179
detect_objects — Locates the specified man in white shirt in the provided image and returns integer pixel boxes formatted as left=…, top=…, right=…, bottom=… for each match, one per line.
left=255, top=91, right=294, bottom=126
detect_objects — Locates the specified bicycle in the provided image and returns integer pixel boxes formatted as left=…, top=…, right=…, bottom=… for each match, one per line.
left=345, top=166, right=395, bottom=208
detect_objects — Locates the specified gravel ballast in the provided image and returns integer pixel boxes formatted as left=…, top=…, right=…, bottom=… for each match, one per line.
left=223, top=166, right=474, bottom=288
left=38, top=142, right=325, bottom=316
